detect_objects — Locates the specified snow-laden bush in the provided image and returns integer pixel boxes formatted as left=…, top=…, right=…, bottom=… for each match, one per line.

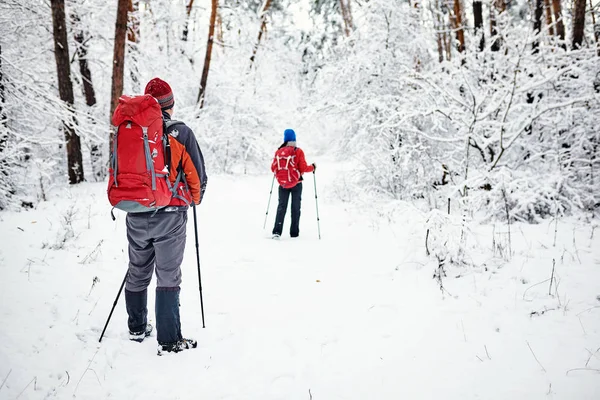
left=425, top=209, right=470, bottom=266
left=308, top=0, right=600, bottom=222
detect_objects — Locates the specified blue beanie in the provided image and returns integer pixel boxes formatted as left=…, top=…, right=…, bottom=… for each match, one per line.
left=284, top=129, right=296, bottom=142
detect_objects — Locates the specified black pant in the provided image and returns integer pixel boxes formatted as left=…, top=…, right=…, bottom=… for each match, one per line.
left=272, top=183, right=302, bottom=237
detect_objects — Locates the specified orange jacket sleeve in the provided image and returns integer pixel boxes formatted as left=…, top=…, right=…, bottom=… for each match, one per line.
left=180, top=145, right=202, bottom=204
left=166, top=120, right=207, bottom=205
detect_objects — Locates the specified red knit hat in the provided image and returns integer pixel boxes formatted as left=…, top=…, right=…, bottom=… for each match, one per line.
left=144, top=77, right=174, bottom=110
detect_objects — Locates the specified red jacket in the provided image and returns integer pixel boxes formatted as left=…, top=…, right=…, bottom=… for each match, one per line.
left=271, top=146, right=314, bottom=175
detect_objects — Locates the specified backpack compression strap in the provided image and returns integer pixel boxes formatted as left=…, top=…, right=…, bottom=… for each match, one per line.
left=112, top=126, right=119, bottom=187
left=275, top=148, right=297, bottom=170
left=141, top=127, right=157, bottom=191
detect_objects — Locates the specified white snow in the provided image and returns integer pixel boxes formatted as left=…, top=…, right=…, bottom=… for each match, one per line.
left=0, top=162, right=599, bottom=399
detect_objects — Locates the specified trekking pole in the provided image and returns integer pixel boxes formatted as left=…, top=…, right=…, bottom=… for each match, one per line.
left=263, top=175, right=275, bottom=229
left=192, top=203, right=206, bottom=328
left=313, top=171, right=321, bottom=240
left=99, top=271, right=128, bottom=343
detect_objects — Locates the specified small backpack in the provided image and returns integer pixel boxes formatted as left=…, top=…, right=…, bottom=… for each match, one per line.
left=107, top=95, right=174, bottom=214
left=273, top=146, right=300, bottom=189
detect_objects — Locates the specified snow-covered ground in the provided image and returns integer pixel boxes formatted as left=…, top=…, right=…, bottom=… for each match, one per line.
left=1, top=163, right=599, bottom=399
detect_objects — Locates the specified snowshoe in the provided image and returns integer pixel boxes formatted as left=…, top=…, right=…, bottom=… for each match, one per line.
left=157, top=338, right=198, bottom=356
left=129, top=323, right=153, bottom=343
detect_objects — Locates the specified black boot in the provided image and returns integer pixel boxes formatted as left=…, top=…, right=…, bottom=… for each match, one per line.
left=125, top=289, right=150, bottom=342
left=157, top=338, right=198, bottom=355
left=155, top=287, right=196, bottom=355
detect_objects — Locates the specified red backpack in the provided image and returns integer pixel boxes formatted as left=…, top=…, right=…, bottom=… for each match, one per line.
left=272, top=146, right=300, bottom=189
left=107, top=95, right=174, bottom=214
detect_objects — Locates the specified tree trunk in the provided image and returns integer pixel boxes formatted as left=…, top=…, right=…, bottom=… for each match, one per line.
left=127, top=0, right=140, bottom=92
left=73, top=18, right=97, bottom=107
left=436, top=32, right=444, bottom=62
left=0, top=43, right=5, bottom=132
left=127, top=0, right=139, bottom=44
left=0, top=43, right=11, bottom=209
left=490, top=0, right=504, bottom=51
left=182, top=0, right=195, bottom=42
left=216, top=8, right=223, bottom=44
left=339, top=0, right=354, bottom=37
left=110, top=0, right=129, bottom=150
left=249, top=0, right=273, bottom=67
left=490, top=7, right=497, bottom=50
left=552, top=0, right=566, bottom=48
left=473, top=1, right=485, bottom=51
left=444, top=15, right=452, bottom=61
left=448, top=0, right=458, bottom=50
left=453, top=0, right=465, bottom=53
left=0, top=43, right=7, bottom=156
left=592, top=0, right=600, bottom=56
left=72, top=11, right=103, bottom=181
left=432, top=0, right=444, bottom=62
left=533, top=0, right=544, bottom=53
left=198, top=0, right=218, bottom=107
left=544, top=0, right=554, bottom=36
left=572, top=0, right=586, bottom=49
left=51, top=0, right=84, bottom=184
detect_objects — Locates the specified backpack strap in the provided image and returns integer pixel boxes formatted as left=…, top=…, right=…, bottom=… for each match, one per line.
left=162, top=120, right=172, bottom=174
left=141, top=127, right=157, bottom=191
left=162, top=159, right=191, bottom=205
left=171, top=168, right=191, bottom=206
left=112, top=126, right=119, bottom=187
left=165, top=120, right=185, bottom=129
left=276, top=155, right=282, bottom=170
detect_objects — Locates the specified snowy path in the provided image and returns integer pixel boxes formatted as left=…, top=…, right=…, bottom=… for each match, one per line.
left=1, top=164, right=599, bottom=399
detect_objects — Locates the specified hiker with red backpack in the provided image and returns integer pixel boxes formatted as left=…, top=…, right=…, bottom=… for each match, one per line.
left=271, top=129, right=315, bottom=239
left=107, top=77, right=207, bottom=355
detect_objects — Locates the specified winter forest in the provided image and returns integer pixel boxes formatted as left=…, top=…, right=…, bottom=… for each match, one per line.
left=0, top=0, right=599, bottom=217
left=1, top=0, right=600, bottom=398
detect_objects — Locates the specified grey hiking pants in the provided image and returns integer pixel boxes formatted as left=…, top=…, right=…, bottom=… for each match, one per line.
left=125, top=210, right=188, bottom=292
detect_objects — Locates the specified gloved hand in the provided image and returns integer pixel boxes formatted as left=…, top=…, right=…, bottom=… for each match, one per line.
left=312, top=163, right=317, bottom=173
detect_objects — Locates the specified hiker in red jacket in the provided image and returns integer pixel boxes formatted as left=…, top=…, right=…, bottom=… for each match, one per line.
left=123, top=78, right=207, bottom=354
left=271, top=129, right=315, bottom=239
